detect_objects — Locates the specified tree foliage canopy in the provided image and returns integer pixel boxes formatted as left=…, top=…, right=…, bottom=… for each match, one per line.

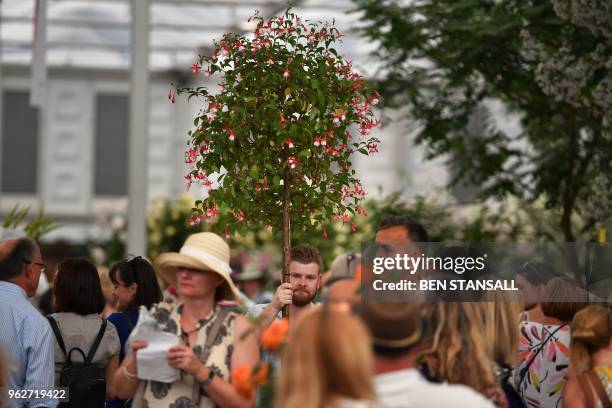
left=354, top=0, right=612, bottom=241
left=175, top=9, right=380, bottom=237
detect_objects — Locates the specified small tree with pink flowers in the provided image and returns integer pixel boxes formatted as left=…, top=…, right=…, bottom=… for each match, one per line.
left=173, top=9, right=380, bottom=316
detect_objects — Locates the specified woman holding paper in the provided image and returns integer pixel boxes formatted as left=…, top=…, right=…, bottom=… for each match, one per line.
left=112, top=233, right=260, bottom=408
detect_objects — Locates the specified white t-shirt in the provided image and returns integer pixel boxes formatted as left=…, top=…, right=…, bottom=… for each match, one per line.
left=374, top=368, right=494, bottom=408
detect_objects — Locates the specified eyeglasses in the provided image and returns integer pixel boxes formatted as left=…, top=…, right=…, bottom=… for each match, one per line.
left=23, top=259, right=46, bottom=274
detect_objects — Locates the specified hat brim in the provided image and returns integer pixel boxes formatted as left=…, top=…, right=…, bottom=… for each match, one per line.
left=155, top=252, right=240, bottom=301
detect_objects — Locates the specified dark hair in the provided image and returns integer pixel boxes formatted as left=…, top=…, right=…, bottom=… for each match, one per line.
left=109, top=256, right=163, bottom=310
left=375, top=214, right=429, bottom=242
left=541, top=277, right=587, bottom=322
left=517, top=262, right=556, bottom=286
left=291, top=244, right=322, bottom=271
left=53, top=258, right=106, bottom=315
left=0, top=237, right=38, bottom=281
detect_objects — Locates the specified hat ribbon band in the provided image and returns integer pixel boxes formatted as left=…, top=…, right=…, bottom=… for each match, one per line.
left=372, top=324, right=422, bottom=348
left=180, top=246, right=232, bottom=275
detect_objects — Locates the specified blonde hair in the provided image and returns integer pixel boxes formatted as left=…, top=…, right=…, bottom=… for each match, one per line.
left=482, top=292, right=522, bottom=366
left=570, top=305, right=611, bottom=374
left=276, top=309, right=375, bottom=408
left=426, top=302, right=497, bottom=394
left=97, top=266, right=114, bottom=304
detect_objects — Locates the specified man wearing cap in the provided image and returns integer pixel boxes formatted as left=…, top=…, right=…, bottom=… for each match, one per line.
left=112, top=232, right=260, bottom=408
left=321, top=252, right=361, bottom=305
left=235, top=263, right=274, bottom=305
left=250, top=244, right=322, bottom=329
left=358, top=301, right=494, bottom=407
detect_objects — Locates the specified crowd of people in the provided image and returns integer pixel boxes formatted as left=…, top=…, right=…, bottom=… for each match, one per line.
left=0, top=214, right=611, bottom=408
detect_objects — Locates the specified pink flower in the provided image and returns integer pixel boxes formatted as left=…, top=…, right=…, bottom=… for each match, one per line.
left=369, top=92, right=380, bottom=105
left=229, top=129, right=236, bottom=141
left=189, top=214, right=202, bottom=226
left=209, top=103, right=219, bottom=115
left=356, top=205, right=368, bottom=216
left=233, top=210, right=245, bottom=223
left=285, top=138, right=294, bottom=148
left=351, top=223, right=358, bottom=232
left=202, top=179, right=213, bottom=190
left=333, top=111, right=346, bottom=126
left=206, top=207, right=219, bottom=218
left=185, top=149, right=197, bottom=164
left=307, top=33, right=316, bottom=42
left=368, top=143, right=378, bottom=153
left=337, top=33, right=345, bottom=41
left=283, top=68, right=290, bottom=79
left=342, top=214, right=351, bottom=223
left=288, top=157, right=299, bottom=169
left=191, top=63, right=201, bottom=74
left=280, top=114, right=287, bottom=128
left=167, top=89, right=176, bottom=104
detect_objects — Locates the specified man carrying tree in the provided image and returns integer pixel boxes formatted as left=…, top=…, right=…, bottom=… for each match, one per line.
left=249, top=244, right=322, bottom=329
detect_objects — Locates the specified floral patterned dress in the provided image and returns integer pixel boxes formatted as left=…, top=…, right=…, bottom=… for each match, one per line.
left=514, top=321, right=571, bottom=408
left=593, top=366, right=612, bottom=408
left=140, top=300, right=237, bottom=408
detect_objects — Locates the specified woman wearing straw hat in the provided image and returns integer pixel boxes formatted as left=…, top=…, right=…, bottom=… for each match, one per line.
left=112, top=232, right=260, bottom=408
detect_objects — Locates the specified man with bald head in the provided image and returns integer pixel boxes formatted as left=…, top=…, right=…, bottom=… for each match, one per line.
left=0, top=237, right=57, bottom=407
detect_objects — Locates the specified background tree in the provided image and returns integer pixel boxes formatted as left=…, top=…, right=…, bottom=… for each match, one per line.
left=176, top=9, right=380, bottom=315
left=354, top=0, right=612, bottom=279
left=354, top=0, right=611, bottom=241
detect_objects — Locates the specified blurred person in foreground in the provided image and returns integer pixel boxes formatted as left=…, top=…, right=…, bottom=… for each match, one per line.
left=106, top=255, right=163, bottom=408
left=250, top=244, right=322, bottom=330
left=515, top=277, right=588, bottom=407
left=277, top=307, right=378, bottom=408
left=356, top=300, right=494, bottom=407
left=482, top=294, right=526, bottom=408
left=0, top=237, right=57, bottom=408
left=112, top=232, right=260, bottom=408
left=563, top=305, right=612, bottom=407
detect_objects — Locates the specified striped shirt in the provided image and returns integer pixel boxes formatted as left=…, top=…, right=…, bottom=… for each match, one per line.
left=0, top=281, right=57, bottom=408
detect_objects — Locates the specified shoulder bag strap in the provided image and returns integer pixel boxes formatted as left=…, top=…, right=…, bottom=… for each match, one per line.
left=518, top=323, right=567, bottom=388
left=85, top=319, right=108, bottom=364
left=46, top=316, right=68, bottom=359
left=192, top=309, right=231, bottom=405
left=577, top=372, right=596, bottom=408
left=587, top=369, right=612, bottom=408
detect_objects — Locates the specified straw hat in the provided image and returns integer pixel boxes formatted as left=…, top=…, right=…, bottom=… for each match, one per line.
left=155, top=232, right=240, bottom=301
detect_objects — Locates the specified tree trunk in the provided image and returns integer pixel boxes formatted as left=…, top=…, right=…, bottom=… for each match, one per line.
left=282, top=172, right=291, bottom=319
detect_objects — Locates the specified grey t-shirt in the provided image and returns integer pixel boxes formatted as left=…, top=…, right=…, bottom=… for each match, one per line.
left=49, top=312, right=120, bottom=385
